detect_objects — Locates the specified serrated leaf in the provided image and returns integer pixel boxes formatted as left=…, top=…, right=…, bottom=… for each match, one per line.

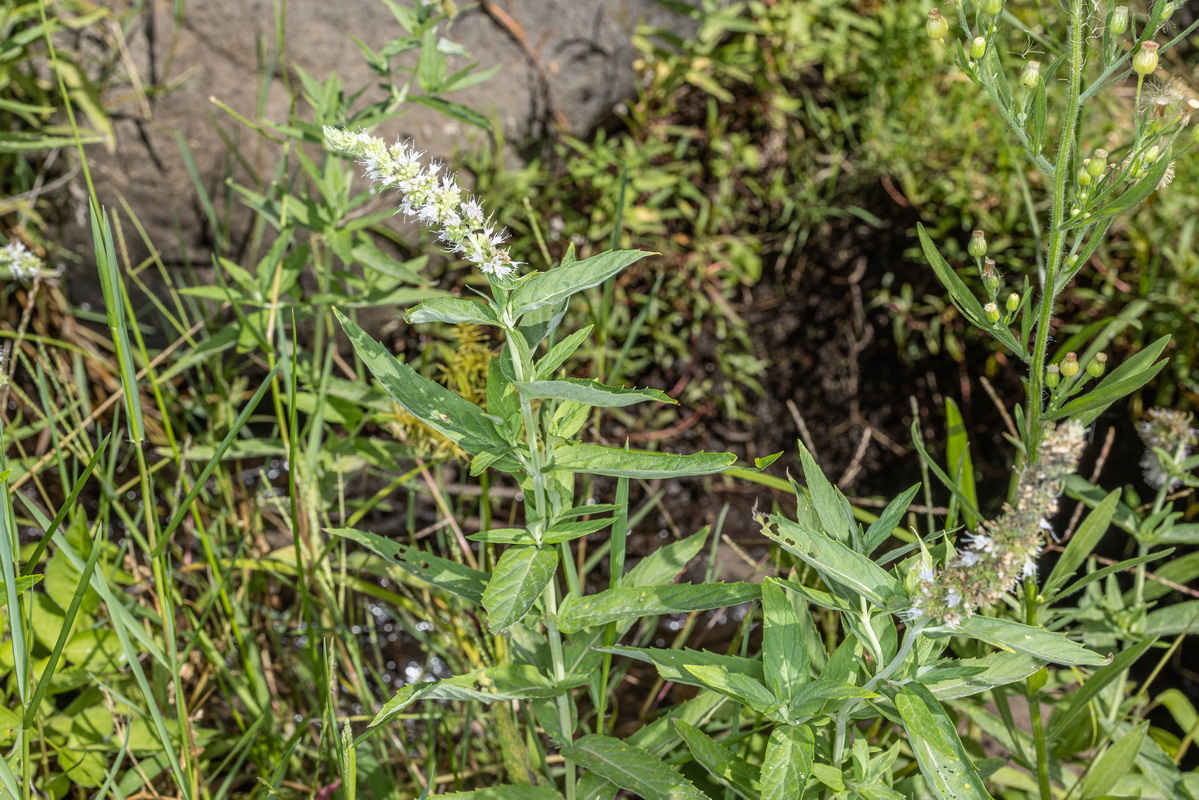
left=673, top=719, right=760, bottom=800
left=552, top=444, right=736, bottom=478
left=557, top=583, right=760, bottom=635
left=896, top=685, right=994, bottom=800
left=335, top=309, right=511, bottom=458
left=956, top=616, right=1107, bottom=666
left=483, top=546, right=559, bottom=634
left=562, top=734, right=708, bottom=800
left=514, top=378, right=675, bottom=407
left=762, top=578, right=808, bottom=704
left=327, top=527, right=487, bottom=603
left=509, top=250, right=655, bottom=317
left=406, top=297, right=500, bottom=326
left=764, top=516, right=902, bottom=608
left=760, top=724, right=814, bottom=800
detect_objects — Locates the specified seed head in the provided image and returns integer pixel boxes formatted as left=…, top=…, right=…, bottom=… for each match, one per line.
left=927, top=8, right=949, bottom=41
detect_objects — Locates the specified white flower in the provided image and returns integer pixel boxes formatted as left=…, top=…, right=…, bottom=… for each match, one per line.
left=1022, top=557, right=1038, bottom=578
left=1, top=241, right=41, bottom=282
left=899, top=606, right=925, bottom=623
left=946, top=590, right=962, bottom=608
left=918, top=567, right=936, bottom=584
left=958, top=550, right=983, bottom=567
left=966, top=531, right=995, bottom=552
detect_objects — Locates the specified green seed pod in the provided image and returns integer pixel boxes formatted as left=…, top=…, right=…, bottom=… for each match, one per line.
left=927, top=8, right=949, bottom=40
left=984, top=302, right=1001, bottom=324
left=1061, top=352, right=1080, bottom=377
left=971, top=36, right=987, bottom=60
left=1111, top=5, right=1129, bottom=36
left=1021, top=60, right=1042, bottom=87
left=1006, top=291, right=1020, bottom=313
left=1088, top=149, right=1108, bottom=177
left=1046, top=363, right=1061, bottom=389
left=1087, top=352, right=1108, bottom=378
left=1133, top=41, right=1160, bottom=76
left=968, top=230, right=988, bottom=258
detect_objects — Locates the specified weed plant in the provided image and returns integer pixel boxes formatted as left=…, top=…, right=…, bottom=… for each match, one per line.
left=1, top=1, right=1199, bottom=799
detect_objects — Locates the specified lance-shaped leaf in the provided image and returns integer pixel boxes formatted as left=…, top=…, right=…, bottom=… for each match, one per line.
left=483, top=546, right=559, bottom=634
left=760, top=725, right=814, bottom=800
left=917, top=223, right=987, bottom=328
left=685, top=664, right=779, bottom=716
left=1047, top=335, right=1170, bottom=424
left=762, top=578, right=809, bottom=704
left=335, top=309, right=512, bottom=458
left=561, top=734, right=708, bottom=800
left=514, top=378, right=675, bottom=407
left=955, top=616, right=1107, bottom=666
left=896, top=684, right=993, bottom=800
left=509, top=250, right=655, bottom=317
left=764, top=516, right=902, bottom=608
left=553, top=443, right=736, bottom=479
left=1046, top=637, right=1155, bottom=742
left=370, top=665, right=557, bottom=728
left=406, top=297, right=500, bottom=326
left=597, top=646, right=763, bottom=689
left=328, top=527, right=487, bottom=604
left=557, top=583, right=760, bottom=634
left=437, top=788, right=564, bottom=800
left=924, top=652, right=1044, bottom=701
left=535, top=326, right=593, bottom=380
left=469, top=517, right=613, bottom=546
left=673, top=719, right=760, bottom=800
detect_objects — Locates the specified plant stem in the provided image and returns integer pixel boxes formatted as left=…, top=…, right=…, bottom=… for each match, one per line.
left=1025, top=0, right=1086, bottom=469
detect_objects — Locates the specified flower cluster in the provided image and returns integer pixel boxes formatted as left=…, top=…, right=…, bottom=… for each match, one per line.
left=907, top=420, right=1088, bottom=626
left=1137, top=407, right=1196, bottom=490
left=323, top=126, right=520, bottom=278
left=1, top=240, right=43, bottom=283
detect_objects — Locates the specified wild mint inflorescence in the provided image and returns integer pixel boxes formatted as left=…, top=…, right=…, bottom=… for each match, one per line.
left=910, top=420, right=1087, bottom=627
left=0, top=240, right=44, bottom=283
left=323, top=126, right=521, bottom=278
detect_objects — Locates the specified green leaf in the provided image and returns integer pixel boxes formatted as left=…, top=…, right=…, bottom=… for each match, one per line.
left=864, top=485, right=920, bottom=554
left=1047, top=638, right=1155, bottom=743
left=561, top=734, right=708, bottom=800
left=483, top=546, right=559, bottom=634
left=535, top=326, right=594, bottom=380
left=945, top=398, right=979, bottom=529
left=1048, top=335, right=1171, bottom=423
left=406, top=297, right=500, bottom=326
left=1144, top=600, right=1199, bottom=636
left=327, top=527, right=487, bottom=604
left=896, top=685, right=994, bottom=800
left=509, top=250, right=655, bottom=317
left=925, top=652, right=1044, bottom=700
left=762, top=578, right=809, bottom=704
left=514, top=378, right=675, bottom=407
left=760, top=725, right=814, bottom=800
left=764, top=516, right=902, bottom=608
left=1080, top=723, right=1148, bottom=800
left=1043, top=490, right=1119, bottom=601
left=557, top=583, right=761, bottom=634
left=673, top=719, right=760, bottom=800
left=369, top=665, right=557, bottom=728
left=917, top=223, right=987, bottom=327
left=796, top=440, right=855, bottom=544
left=469, top=517, right=613, bottom=546
left=335, top=309, right=512, bottom=458
left=955, top=616, right=1107, bottom=666
left=0, top=575, right=41, bottom=607
left=410, top=94, right=492, bottom=131
left=598, top=646, right=764, bottom=690
left=684, top=664, right=778, bottom=715
left=552, top=443, right=736, bottom=478
left=437, top=788, right=564, bottom=800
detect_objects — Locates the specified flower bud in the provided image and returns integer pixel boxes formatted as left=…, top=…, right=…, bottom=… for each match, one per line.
left=927, top=8, right=949, bottom=40
left=1046, top=363, right=1061, bottom=388
left=1061, top=352, right=1080, bottom=377
left=982, top=258, right=1001, bottom=296
left=1006, top=291, right=1021, bottom=313
left=1077, top=165, right=1093, bottom=187
left=1021, top=60, right=1042, bottom=88
left=971, top=36, right=987, bottom=60
left=1133, top=41, right=1160, bottom=76
left=984, top=302, right=1001, bottom=324
left=1087, top=352, right=1108, bottom=378
left=968, top=230, right=988, bottom=258
left=1145, top=144, right=1161, bottom=163
left=1111, top=5, right=1129, bottom=35
left=1089, top=149, right=1108, bottom=177
left=1161, top=1, right=1175, bottom=19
